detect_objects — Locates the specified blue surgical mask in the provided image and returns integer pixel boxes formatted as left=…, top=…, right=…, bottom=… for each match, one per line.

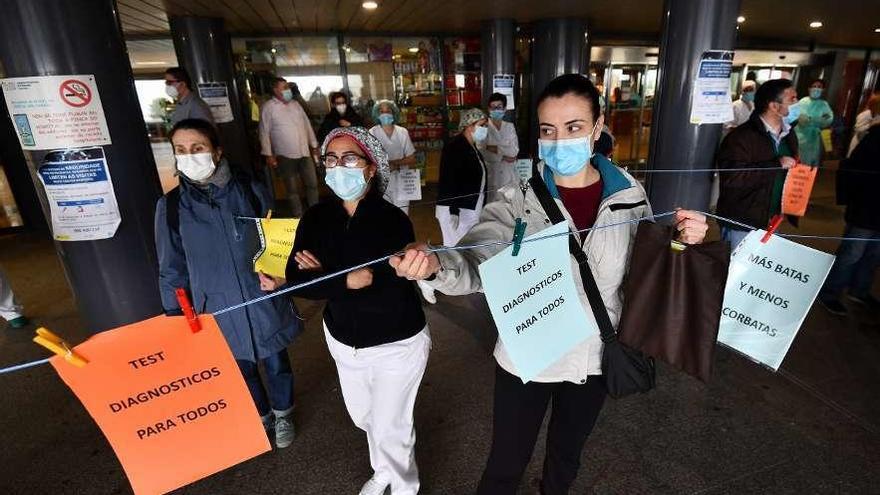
left=324, top=167, right=368, bottom=201
left=742, top=92, right=755, bottom=103
left=378, top=113, right=395, bottom=126
left=489, top=109, right=505, bottom=120
left=473, top=125, right=488, bottom=142
left=281, top=89, right=293, bottom=102
left=538, top=122, right=599, bottom=176
left=809, top=88, right=823, bottom=99
left=785, top=102, right=801, bottom=125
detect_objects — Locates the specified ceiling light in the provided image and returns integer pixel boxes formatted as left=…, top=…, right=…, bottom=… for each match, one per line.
left=875, top=27, right=880, bottom=33
left=271, top=48, right=277, bottom=53
left=134, top=61, right=167, bottom=66
left=737, top=16, right=745, bottom=23
left=362, top=1, right=378, bottom=9
left=408, top=47, right=419, bottom=53
left=809, top=21, right=823, bottom=28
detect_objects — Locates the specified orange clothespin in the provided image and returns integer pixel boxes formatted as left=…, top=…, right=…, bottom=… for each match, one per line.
left=175, top=288, right=202, bottom=333
left=761, top=214, right=784, bottom=243
left=33, top=328, right=88, bottom=367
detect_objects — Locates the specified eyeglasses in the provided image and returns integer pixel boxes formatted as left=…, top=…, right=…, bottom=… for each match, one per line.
left=322, top=153, right=367, bottom=168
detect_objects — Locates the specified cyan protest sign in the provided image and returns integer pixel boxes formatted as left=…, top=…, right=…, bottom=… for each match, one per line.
left=717, top=230, right=834, bottom=371
left=479, top=222, right=597, bottom=382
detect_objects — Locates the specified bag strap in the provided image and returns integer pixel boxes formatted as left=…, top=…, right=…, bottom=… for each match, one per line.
left=528, top=173, right=616, bottom=343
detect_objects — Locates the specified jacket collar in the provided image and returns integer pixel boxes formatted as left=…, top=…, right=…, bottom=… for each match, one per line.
left=541, top=153, right=633, bottom=200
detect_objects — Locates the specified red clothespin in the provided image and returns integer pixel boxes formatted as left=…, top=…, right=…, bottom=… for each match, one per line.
left=761, top=215, right=784, bottom=244
left=175, top=288, right=202, bottom=333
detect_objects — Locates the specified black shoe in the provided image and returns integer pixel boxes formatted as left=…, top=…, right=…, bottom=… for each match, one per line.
left=846, top=294, right=880, bottom=311
left=819, top=298, right=847, bottom=316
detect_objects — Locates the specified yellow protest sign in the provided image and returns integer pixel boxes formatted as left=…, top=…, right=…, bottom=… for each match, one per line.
left=821, top=128, right=833, bottom=153
left=253, top=217, right=298, bottom=278
left=49, top=315, right=270, bottom=495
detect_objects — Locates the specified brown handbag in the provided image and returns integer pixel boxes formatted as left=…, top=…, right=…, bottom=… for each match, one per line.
left=616, top=222, right=730, bottom=383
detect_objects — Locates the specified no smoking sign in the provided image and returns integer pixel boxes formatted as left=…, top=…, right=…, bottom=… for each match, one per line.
left=59, top=78, right=93, bottom=108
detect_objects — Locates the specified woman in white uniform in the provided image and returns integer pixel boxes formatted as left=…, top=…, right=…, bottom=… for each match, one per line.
left=483, top=93, right=520, bottom=202
left=369, top=100, right=418, bottom=214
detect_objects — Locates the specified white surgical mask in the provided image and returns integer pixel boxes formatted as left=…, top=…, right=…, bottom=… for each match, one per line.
left=176, top=153, right=217, bottom=182
left=165, top=84, right=179, bottom=99
left=335, top=104, right=347, bottom=114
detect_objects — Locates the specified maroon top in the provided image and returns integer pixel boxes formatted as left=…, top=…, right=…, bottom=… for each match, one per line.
left=557, top=179, right=603, bottom=240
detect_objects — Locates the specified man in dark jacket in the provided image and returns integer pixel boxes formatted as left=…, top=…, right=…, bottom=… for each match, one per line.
left=818, top=120, right=880, bottom=315
left=317, top=91, right=365, bottom=143
left=716, top=78, right=800, bottom=248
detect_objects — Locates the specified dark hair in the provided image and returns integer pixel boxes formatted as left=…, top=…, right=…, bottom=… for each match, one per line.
left=329, top=91, right=350, bottom=105
left=271, top=76, right=289, bottom=89
left=165, top=67, right=192, bottom=90
left=169, top=118, right=221, bottom=148
left=754, top=78, right=794, bottom=115
left=537, top=74, right=601, bottom=124
left=810, top=79, right=826, bottom=88
left=488, top=92, right=507, bottom=108
left=594, top=130, right=614, bottom=158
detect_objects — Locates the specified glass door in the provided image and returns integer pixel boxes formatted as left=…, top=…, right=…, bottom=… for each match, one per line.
left=605, top=64, right=658, bottom=166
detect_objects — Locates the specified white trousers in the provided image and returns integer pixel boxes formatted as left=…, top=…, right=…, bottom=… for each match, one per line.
left=0, top=268, right=23, bottom=322
left=435, top=203, right=482, bottom=247
left=325, top=325, right=431, bottom=495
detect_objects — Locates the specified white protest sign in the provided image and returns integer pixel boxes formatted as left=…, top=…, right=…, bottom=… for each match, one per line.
left=1, top=75, right=111, bottom=150
left=37, top=147, right=121, bottom=241
left=492, top=74, right=515, bottom=110
left=479, top=222, right=597, bottom=382
left=690, top=50, right=735, bottom=125
left=396, top=168, right=422, bottom=202
left=197, top=82, right=234, bottom=124
left=717, top=230, right=834, bottom=370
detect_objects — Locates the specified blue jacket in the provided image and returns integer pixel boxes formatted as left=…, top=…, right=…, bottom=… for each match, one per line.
left=154, top=170, right=301, bottom=362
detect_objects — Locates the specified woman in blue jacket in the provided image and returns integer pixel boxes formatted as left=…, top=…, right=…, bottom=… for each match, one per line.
left=154, top=118, right=302, bottom=449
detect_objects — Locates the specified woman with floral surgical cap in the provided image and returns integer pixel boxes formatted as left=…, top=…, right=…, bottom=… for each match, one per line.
left=263, top=126, right=430, bottom=495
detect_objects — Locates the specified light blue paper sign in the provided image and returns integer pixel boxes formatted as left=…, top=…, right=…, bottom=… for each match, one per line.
left=478, top=222, right=597, bottom=382
left=717, top=230, right=834, bottom=371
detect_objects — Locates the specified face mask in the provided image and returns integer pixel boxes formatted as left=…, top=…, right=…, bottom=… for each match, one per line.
left=378, top=113, right=395, bottom=126
left=742, top=92, right=755, bottom=103
left=281, top=89, right=293, bottom=102
left=176, top=153, right=217, bottom=182
left=809, top=88, right=823, bottom=99
left=539, top=135, right=597, bottom=176
left=473, top=125, right=488, bottom=142
left=335, top=104, right=347, bottom=114
left=165, top=84, right=179, bottom=99
left=325, top=167, right=368, bottom=201
left=784, top=101, right=801, bottom=125
left=489, top=109, right=505, bottom=120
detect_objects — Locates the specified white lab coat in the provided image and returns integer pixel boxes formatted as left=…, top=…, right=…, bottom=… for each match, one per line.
left=481, top=120, right=519, bottom=201
left=369, top=125, right=417, bottom=212
left=723, top=99, right=754, bottom=137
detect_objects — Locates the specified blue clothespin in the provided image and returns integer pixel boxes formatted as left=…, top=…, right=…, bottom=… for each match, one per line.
left=511, top=218, right=527, bottom=256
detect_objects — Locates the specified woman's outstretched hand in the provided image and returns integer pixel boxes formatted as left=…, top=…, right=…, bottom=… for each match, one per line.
left=390, top=243, right=441, bottom=280
left=674, top=209, right=709, bottom=244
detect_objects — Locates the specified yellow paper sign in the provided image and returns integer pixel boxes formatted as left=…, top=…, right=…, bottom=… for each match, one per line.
left=253, top=218, right=298, bottom=278
left=821, top=128, right=833, bottom=153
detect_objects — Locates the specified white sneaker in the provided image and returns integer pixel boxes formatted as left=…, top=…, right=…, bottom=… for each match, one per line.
left=358, top=475, right=390, bottom=495
left=274, top=414, right=295, bottom=449
left=418, top=280, right=437, bottom=304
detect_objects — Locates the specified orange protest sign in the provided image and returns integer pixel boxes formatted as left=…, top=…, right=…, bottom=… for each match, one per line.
left=781, top=164, right=818, bottom=217
left=49, top=315, right=270, bottom=495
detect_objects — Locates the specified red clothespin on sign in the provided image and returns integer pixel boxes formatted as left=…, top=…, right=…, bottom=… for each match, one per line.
left=761, top=214, right=784, bottom=244
left=175, top=288, right=201, bottom=333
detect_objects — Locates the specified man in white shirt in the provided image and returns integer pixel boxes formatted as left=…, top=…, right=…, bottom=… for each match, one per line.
left=723, top=80, right=756, bottom=137
left=259, top=77, right=320, bottom=217
left=482, top=93, right=520, bottom=202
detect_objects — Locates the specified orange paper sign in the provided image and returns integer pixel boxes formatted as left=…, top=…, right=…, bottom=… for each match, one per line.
left=49, top=315, right=270, bottom=495
left=781, top=164, right=818, bottom=217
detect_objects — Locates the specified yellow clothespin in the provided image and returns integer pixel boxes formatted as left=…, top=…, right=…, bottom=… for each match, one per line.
left=33, top=328, right=88, bottom=367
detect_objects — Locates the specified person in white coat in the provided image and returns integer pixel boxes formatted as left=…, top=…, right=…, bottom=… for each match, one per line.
left=483, top=93, right=520, bottom=202
left=369, top=100, right=418, bottom=214
left=723, top=80, right=756, bottom=137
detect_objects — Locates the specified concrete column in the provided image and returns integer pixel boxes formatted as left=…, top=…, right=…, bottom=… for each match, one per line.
left=531, top=19, right=590, bottom=149
left=481, top=19, right=516, bottom=108
left=170, top=16, right=252, bottom=169
left=0, top=0, right=164, bottom=331
left=646, top=0, right=741, bottom=212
